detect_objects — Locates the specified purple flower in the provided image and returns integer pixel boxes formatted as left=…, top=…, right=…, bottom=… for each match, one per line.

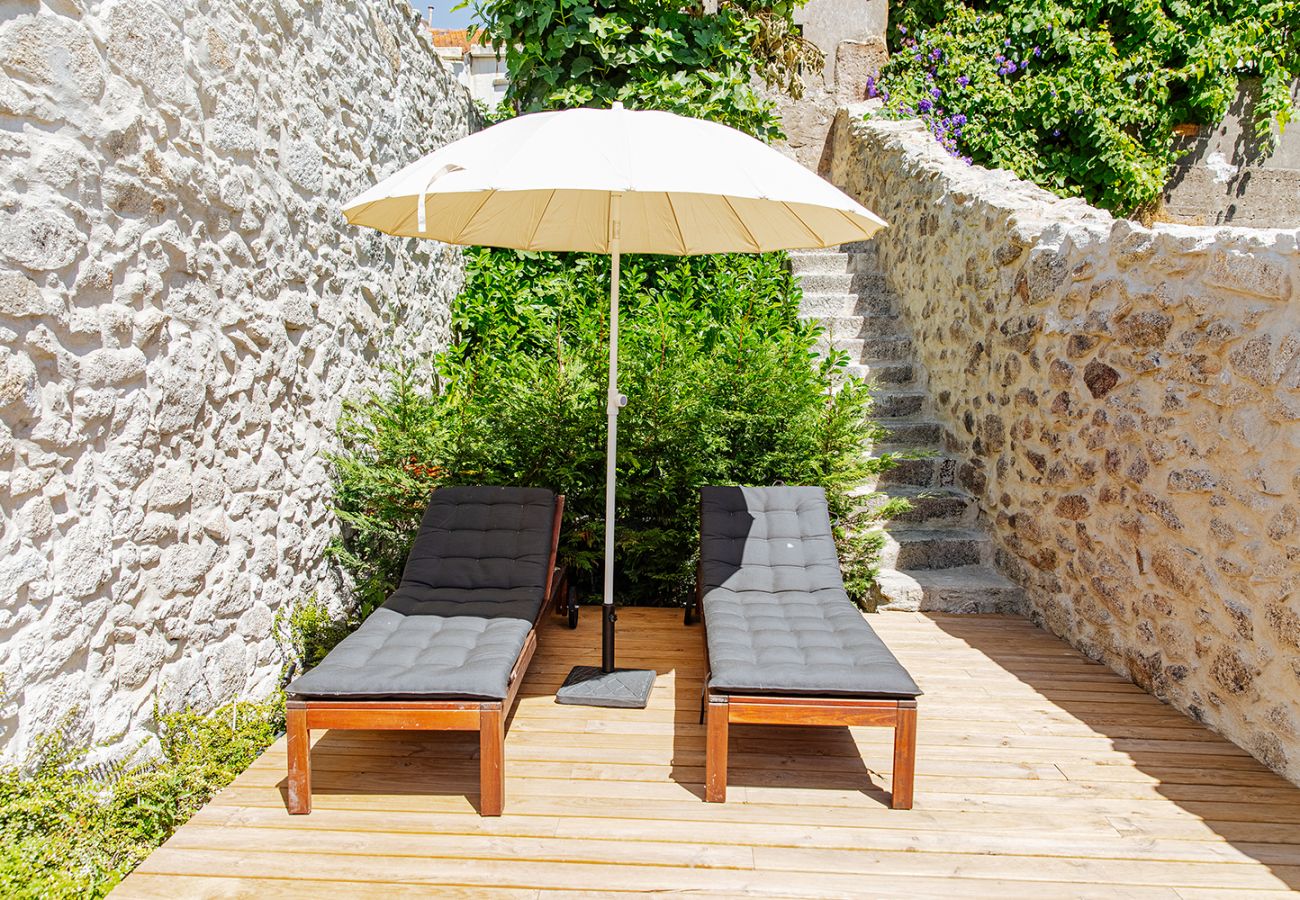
left=952, top=113, right=967, bottom=126
left=956, top=75, right=970, bottom=87
left=930, top=87, right=942, bottom=98
left=1052, top=129, right=1061, bottom=137
left=918, top=98, right=933, bottom=113
left=898, top=25, right=907, bottom=34
left=962, top=155, right=973, bottom=165
left=1005, top=61, right=1017, bottom=73
left=866, top=75, right=877, bottom=98
left=930, top=47, right=942, bottom=61
left=913, top=53, right=923, bottom=62
left=880, top=88, right=890, bottom=101
left=1033, top=46, right=1042, bottom=57
left=1004, top=38, right=1012, bottom=47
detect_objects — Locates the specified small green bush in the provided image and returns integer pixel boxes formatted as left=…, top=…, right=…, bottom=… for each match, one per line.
left=0, top=699, right=283, bottom=899
left=274, top=594, right=357, bottom=684
left=332, top=249, right=902, bottom=614
left=871, top=0, right=1300, bottom=215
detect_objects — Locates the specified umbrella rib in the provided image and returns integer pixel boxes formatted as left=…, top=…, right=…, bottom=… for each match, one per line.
left=837, top=207, right=875, bottom=240
left=525, top=188, right=558, bottom=251
left=780, top=201, right=827, bottom=248
left=343, top=197, right=382, bottom=226
left=721, top=195, right=761, bottom=253
left=451, top=190, right=499, bottom=245
left=664, top=192, right=688, bottom=255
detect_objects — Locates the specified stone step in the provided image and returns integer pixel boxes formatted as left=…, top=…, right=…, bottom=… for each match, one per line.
left=879, top=526, right=990, bottom=570
left=872, top=389, right=925, bottom=418
left=797, top=271, right=896, bottom=296
left=789, top=249, right=849, bottom=274
left=877, top=419, right=943, bottom=446
left=845, top=361, right=914, bottom=386
left=874, top=451, right=958, bottom=488
left=799, top=290, right=895, bottom=318
left=798, top=271, right=890, bottom=296
left=814, top=334, right=912, bottom=362
left=800, top=314, right=902, bottom=340
left=866, top=485, right=976, bottom=525
left=872, top=564, right=1027, bottom=615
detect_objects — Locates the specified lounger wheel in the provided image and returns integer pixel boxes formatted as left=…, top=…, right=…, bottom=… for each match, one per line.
left=567, top=585, right=579, bottom=629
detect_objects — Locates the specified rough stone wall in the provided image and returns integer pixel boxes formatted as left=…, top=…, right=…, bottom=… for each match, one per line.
left=0, top=0, right=474, bottom=763
left=829, top=108, right=1300, bottom=783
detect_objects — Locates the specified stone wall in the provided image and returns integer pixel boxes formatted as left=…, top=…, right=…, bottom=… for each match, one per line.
left=829, top=108, right=1300, bottom=783
left=765, top=0, right=888, bottom=169
left=0, top=0, right=474, bottom=763
left=1163, top=78, right=1300, bottom=229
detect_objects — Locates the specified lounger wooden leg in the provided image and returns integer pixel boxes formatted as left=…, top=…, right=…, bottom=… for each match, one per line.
left=480, top=703, right=505, bottom=816
left=891, top=700, right=917, bottom=810
left=286, top=702, right=311, bottom=815
left=705, top=695, right=729, bottom=803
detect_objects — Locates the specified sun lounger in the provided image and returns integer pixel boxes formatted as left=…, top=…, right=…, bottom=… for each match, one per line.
left=285, top=486, right=565, bottom=816
left=694, top=485, right=921, bottom=809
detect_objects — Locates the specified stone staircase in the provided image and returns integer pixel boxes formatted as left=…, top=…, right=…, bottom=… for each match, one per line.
left=793, top=242, right=1027, bottom=615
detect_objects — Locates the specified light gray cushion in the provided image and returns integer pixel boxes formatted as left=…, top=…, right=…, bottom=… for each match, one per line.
left=287, top=486, right=556, bottom=701
left=700, top=485, right=921, bottom=699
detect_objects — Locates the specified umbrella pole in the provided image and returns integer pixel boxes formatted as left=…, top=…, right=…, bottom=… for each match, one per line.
left=554, top=189, right=655, bottom=709
left=602, top=196, right=623, bottom=674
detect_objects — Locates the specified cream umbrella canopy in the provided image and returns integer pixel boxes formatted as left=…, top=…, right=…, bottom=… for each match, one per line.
left=343, top=103, right=887, bottom=707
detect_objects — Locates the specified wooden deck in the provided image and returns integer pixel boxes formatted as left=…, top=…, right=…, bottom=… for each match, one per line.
left=115, top=609, right=1300, bottom=899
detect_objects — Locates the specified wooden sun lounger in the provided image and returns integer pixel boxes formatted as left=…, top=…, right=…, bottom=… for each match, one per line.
left=285, top=486, right=566, bottom=816
left=691, top=485, right=921, bottom=809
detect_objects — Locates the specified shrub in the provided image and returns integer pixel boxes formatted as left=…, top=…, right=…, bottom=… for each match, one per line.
left=274, top=594, right=357, bottom=684
left=0, top=700, right=282, bottom=899
left=332, top=248, right=902, bottom=612
left=871, top=0, right=1300, bottom=215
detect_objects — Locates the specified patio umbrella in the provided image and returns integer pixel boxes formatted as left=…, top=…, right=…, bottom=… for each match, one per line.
left=342, top=104, right=887, bottom=708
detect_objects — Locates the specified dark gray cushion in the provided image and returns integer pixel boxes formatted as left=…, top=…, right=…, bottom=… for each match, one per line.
left=287, top=486, right=556, bottom=700
left=700, top=485, right=921, bottom=699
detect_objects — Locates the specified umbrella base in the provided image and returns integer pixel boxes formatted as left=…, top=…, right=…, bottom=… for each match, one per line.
left=555, top=666, right=656, bottom=709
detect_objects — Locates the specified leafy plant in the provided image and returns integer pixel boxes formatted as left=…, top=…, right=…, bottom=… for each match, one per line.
left=871, top=0, right=1300, bottom=215
left=274, top=594, right=357, bottom=684
left=469, top=0, right=822, bottom=140
left=0, top=700, right=282, bottom=899
left=332, top=248, right=901, bottom=611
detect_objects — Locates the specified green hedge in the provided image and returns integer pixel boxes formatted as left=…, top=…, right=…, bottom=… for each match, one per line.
left=331, top=249, right=903, bottom=614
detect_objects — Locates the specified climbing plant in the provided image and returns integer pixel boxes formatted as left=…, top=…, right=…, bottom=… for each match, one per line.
left=468, top=0, right=823, bottom=140
left=870, top=0, right=1300, bottom=215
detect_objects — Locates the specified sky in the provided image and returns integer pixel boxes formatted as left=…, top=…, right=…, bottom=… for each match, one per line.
left=416, top=2, right=476, bottom=29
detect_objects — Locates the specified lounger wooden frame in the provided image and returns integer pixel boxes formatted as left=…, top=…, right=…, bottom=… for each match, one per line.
left=286, top=495, right=566, bottom=818
left=691, top=569, right=918, bottom=811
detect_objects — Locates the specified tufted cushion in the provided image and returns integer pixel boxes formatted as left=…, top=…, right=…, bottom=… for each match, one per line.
left=288, top=486, right=556, bottom=700
left=701, top=485, right=921, bottom=698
